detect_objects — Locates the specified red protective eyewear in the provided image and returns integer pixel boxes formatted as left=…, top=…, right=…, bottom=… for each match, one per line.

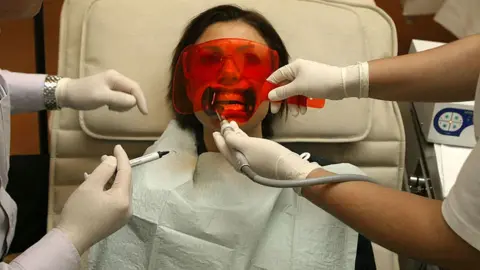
left=172, top=38, right=324, bottom=121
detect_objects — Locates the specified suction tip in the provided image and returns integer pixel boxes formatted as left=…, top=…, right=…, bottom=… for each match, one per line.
left=215, top=109, right=225, bottom=122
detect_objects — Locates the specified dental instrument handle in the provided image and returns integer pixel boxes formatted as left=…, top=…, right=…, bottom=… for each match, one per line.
left=233, top=150, right=250, bottom=169
left=84, top=151, right=170, bottom=180
left=219, top=120, right=251, bottom=168
left=130, top=151, right=170, bottom=167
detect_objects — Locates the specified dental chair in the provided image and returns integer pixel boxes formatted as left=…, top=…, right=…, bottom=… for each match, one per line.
left=49, top=0, right=405, bottom=269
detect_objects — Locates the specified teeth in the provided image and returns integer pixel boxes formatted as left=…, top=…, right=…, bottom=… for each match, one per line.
left=213, top=91, right=245, bottom=103
left=205, top=88, right=255, bottom=116
left=215, top=101, right=244, bottom=105
left=220, top=104, right=245, bottom=111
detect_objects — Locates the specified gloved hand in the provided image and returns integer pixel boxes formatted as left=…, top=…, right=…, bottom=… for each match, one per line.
left=267, top=59, right=369, bottom=115
left=213, top=121, right=321, bottom=180
left=55, top=70, right=148, bottom=114
left=56, top=145, right=133, bottom=255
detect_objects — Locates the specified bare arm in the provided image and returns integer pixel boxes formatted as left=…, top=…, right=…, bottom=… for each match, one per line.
left=369, top=34, right=480, bottom=102
left=302, top=169, right=480, bottom=270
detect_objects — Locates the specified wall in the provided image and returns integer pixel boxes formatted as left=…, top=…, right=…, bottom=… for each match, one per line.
left=0, top=0, right=63, bottom=156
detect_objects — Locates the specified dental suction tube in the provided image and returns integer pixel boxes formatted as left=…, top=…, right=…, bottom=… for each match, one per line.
left=241, top=166, right=376, bottom=188
left=216, top=112, right=377, bottom=187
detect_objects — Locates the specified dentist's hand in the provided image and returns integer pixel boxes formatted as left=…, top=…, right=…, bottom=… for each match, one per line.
left=55, top=70, right=148, bottom=114
left=213, top=121, right=321, bottom=180
left=267, top=59, right=369, bottom=114
left=56, top=145, right=133, bottom=255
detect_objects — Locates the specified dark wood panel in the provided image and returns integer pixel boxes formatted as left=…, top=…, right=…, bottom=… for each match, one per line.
left=0, top=18, right=40, bottom=155
left=1, top=0, right=63, bottom=155
left=43, top=0, right=63, bottom=75
left=375, top=0, right=457, bottom=55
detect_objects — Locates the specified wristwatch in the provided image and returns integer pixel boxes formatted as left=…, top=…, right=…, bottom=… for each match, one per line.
left=43, top=75, right=62, bottom=110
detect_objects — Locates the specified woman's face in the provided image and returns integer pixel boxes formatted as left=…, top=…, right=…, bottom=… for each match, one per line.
left=192, top=21, right=271, bottom=132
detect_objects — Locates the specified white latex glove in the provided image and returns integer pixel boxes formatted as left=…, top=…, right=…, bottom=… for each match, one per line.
left=268, top=59, right=369, bottom=115
left=55, top=70, right=148, bottom=114
left=213, top=121, right=321, bottom=180
left=56, top=145, right=133, bottom=255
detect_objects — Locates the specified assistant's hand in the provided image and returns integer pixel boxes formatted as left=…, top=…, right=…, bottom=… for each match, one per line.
left=57, top=145, right=133, bottom=255
left=55, top=70, right=148, bottom=114
left=213, top=121, right=320, bottom=180
left=267, top=59, right=369, bottom=114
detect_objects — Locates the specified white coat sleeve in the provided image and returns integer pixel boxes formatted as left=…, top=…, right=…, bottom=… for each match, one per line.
left=442, top=74, right=480, bottom=251
left=0, top=70, right=46, bottom=114
left=0, top=229, right=80, bottom=270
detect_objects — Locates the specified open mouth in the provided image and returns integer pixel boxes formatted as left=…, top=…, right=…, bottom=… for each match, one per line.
left=202, top=87, right=256, bottom=120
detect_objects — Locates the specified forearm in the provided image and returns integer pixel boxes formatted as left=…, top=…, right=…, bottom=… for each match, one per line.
left=302, top=169, right=480, bottom=269
left=1, top=70, right=46, bottom=114
left=368, top=34, right=480, bottom=102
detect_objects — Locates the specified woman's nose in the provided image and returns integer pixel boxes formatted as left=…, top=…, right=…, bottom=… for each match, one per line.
left=219, top=59, right=240, bottom=85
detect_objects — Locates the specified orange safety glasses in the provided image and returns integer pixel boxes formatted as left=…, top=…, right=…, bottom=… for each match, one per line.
left=172, top=38, right=324, bottom=122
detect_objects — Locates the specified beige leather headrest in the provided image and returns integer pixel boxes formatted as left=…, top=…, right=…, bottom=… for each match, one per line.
left=77, top=0, right=396, bottom=142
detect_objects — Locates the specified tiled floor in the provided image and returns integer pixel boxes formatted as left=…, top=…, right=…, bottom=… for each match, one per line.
left=0, top=0, right=458, bottom=155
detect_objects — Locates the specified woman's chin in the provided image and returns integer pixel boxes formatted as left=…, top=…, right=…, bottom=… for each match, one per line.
left=207, top=116, right=248, bottom=131
left=228, top=117, right=248, bottom=124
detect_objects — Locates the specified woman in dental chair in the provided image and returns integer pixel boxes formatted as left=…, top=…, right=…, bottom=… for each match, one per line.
left=88, top=5, right=375, bottom=270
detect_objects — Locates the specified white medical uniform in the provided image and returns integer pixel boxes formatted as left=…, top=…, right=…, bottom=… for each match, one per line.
left=0, top=71, right=80, bottom=269
left=442, top=73, right=480, bottom=251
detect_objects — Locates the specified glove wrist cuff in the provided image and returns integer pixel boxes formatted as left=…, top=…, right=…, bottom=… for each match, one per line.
left=54, top=78, right=72, bottom=108
left=277, top=153, right=321, bottom=180
left=342, top=62, right=369, bottom=98
left=55, top=225, right=89, bottom=255
left=296, top=162, right=322, bottom=180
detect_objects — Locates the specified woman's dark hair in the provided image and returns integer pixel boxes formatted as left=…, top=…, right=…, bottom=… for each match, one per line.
left=167, top=4, right=289, bottom=152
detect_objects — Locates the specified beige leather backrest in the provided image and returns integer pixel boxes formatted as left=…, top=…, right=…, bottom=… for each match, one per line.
left=50, top=1, right=404, bottom=268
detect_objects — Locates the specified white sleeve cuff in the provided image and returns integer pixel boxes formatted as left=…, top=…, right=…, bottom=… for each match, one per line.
left=442, top=194, right=480, bottom=251
left=12, top=228, right=81, bottom=270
